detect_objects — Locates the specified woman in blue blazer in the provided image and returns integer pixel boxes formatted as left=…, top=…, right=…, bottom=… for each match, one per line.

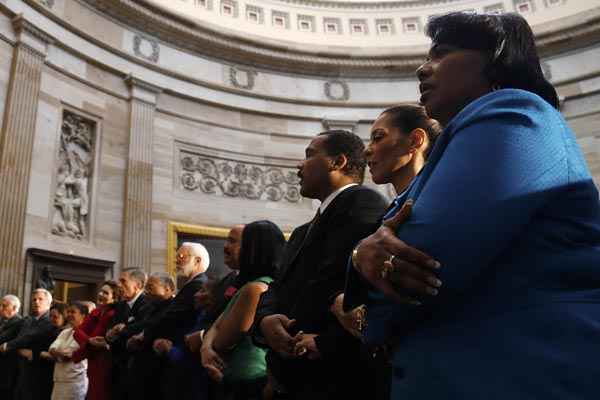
left=347, top=12, right=600, bottom=399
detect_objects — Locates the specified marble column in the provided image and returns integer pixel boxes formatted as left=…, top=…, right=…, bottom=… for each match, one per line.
left=122, top=75, right=161, bottom=272
left=0, top=15, right=52, bottom=296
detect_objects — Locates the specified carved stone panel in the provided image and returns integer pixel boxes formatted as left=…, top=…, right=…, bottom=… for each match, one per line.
left=133, top=35, right=160, bottom=63
left=177, top=143, right=301, bottom=203
left=229, top=66, right=257, bottom=90
left=324, top=80, right=350, bottom=101
left=51, top=111, right=96, bottom=240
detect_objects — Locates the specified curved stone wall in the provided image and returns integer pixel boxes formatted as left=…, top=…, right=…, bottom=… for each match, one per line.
left=0, top=0, right=599, bottom=297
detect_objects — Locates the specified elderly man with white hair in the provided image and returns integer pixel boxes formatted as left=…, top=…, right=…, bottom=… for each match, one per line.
left=0, top=288, right=55, bottom=400
left=142, top=242, right=210, bottom=400
left=0, top=294, right=21, bottom=328
left=0, top=294, right=24, bottom=399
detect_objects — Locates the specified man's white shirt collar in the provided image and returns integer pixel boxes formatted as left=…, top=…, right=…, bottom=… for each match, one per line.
left=319, top=183, right=358, bottom=214
left=127, top=290, right=143, bottom=309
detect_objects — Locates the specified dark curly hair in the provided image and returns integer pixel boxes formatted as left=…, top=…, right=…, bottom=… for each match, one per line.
left=425, top=12, right=559, bottom=109
left=318, top=130, right=367, bottom=183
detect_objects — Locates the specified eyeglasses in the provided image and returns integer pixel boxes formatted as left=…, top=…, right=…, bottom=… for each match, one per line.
left=176, top=252, right=191, bottom=262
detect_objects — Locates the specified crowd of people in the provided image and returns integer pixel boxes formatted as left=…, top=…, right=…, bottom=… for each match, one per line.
left=2, top=11, right=600, bottom=400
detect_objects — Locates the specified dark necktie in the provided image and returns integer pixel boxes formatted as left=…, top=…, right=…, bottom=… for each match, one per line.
left=304, top=208, right=321, bottom=240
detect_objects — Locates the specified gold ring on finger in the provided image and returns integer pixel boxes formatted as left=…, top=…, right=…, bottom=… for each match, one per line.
left=296, top=346, right=307, bottom=356
left=380, top=260, right=393, bottom=280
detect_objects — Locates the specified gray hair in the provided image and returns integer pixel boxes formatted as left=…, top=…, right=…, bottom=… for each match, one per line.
left=32, top=288, right=53, bottom=304
left=181, top=242, right=210, bottom=273
left=3, top=294, right=21, bottom=313
left=149, top=272, right=176, bottom=292
left=122, top=268, right=147, bottom=287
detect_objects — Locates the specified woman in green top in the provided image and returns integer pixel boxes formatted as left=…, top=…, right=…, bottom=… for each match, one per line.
left=201, top=220, right=285, bottom=400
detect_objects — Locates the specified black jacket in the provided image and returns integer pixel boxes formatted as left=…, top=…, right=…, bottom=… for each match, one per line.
left=110, top=293, right=149, bottom=349
left=0, top=315, right=23, bottom=344
left=144, top=273, right=205, bottom=345
left=5, top=312, right=55, bottom=353
left=255, top=185, right=387, bottom=392
left=0, top=315, right=24, bottom=395
left=8, top=312, right=59, bottom=400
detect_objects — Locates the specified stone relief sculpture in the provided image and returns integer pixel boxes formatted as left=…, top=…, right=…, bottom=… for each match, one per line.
left=324, top=80, right=350, bottom=101
left=51, top=111, right=95, bottom=240
left=229, top=66, right=258, bottom=90
left=133, top=34, right=160, bottom=63
left=179, top=150, right=301, bottom=203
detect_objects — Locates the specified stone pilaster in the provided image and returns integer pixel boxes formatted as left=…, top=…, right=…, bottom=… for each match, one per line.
left=122, top=75, right=161, bottom=272
left=0, top=15, right=52, bottom=296
left=322, top=117, right=358, bottom=133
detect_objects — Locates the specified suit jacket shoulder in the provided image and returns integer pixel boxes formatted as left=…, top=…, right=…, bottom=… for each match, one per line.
left=144, top=274, right=205, bottom=343
left=0, top=316, right=24, bottom=344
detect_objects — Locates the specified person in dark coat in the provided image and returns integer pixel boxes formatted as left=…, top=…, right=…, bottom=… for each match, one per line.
left=0, top=289, right=56, bottom=400
left=0, top=294, right=24, bottom=400
left=254, top=130, right=388, bottom=400
left=106, top=268, right=148, bottom=400
left=144, top=242, right=210, bottom=400
left=125, top=272, right=175, bottom=400
left=206, top=224, right=244, bottom=325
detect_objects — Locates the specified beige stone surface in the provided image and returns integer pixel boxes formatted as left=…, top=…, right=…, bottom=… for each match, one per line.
left=23, top=66, right=129, bottom=278
left=63, top=0, right=124, bottom=50
left=150, top=109, right=317, bottom=272
left=0, top=40, right=12, bottom=132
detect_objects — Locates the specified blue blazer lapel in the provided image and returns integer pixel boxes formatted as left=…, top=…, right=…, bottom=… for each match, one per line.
left=407, top=129, right=451, bottom=203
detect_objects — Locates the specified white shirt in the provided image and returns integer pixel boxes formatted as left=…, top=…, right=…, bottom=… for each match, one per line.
left=319, top=183, right=358, bottom=214
left=127, top=290, right=143, bottom=310
left=49, top=327, right=88, bottom=382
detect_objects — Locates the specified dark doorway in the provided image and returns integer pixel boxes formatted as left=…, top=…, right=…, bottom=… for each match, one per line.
left=25, top=248, right=114, bottom=310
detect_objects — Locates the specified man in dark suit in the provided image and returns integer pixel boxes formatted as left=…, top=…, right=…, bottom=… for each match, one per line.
left=144, top=242, right=209, bottom=400
left=0, top=295, right=24, bottom=399
left=0, top=289, right=54, bottom=400
left=205, top=224, right=244, bottom=325
left=125, top=272, right=176, bottom=400
left=106, top=268, right=148, bottom=400
left=255, top=130, right=388, bottom=399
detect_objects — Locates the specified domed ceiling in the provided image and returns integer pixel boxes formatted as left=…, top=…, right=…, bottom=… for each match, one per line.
left=76, top=0, right=600, bottom=77
left=146, top=0, right=597, bottom=50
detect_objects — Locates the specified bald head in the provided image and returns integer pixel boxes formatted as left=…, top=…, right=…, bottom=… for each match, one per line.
left=224, top=224, right=245, bottom=270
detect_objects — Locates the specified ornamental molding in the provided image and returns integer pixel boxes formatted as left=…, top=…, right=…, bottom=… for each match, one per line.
left=229, top=66, right=258, bottom=90
left=11, top=14, right=55, bottom=48
left=74, top=0, right=600, bottom=77
left=269, top=0, right=458, bottom=10
left=176, top=142, right=302, bottom=203
left=77, top=0, right=427, bottom=77
left=324, top=80, right=350, bottom=101
left=133, top=34, right=160, bottom=63
left=14, top=0, right=600, bottom=79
